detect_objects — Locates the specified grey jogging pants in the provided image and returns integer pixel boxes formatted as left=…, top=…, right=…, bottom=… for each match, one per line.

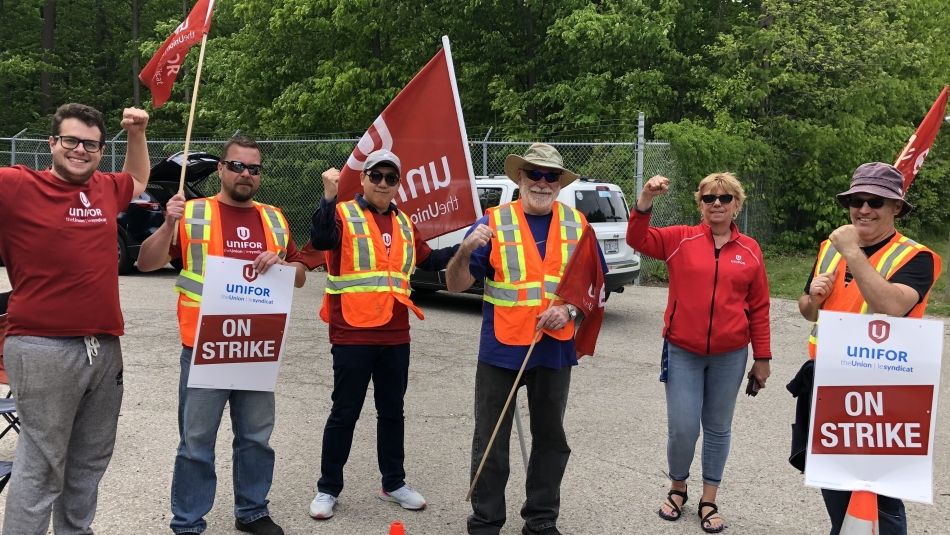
left=2, top=334, right=123, bottom=535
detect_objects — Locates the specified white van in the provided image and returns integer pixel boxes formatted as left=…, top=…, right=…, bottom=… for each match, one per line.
left=411, top=176, right=640, bottom=294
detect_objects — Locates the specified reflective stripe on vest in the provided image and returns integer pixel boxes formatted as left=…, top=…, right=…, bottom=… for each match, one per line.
left=174, top=198, right=289, bottom=302
left=326, top=201, right=415, bottom=294
left=808, top=234, right=927, bottom=355
left=321, top=200, right=421, bottom=327
left=484, top=201, right=583, bottom=307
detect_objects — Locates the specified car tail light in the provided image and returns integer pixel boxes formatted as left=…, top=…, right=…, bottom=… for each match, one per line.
left=131, top=199, right=162, bottom=211
left=596, top=186, right=609, bottom=191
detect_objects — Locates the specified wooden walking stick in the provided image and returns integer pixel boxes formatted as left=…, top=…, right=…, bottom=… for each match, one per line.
left=466, top=305, right=553, bottom=502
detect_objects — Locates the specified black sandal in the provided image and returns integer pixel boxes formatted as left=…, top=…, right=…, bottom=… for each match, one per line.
left=657, top=485, right=688, bottom=521
left=698, top=501, right=725, bottom=533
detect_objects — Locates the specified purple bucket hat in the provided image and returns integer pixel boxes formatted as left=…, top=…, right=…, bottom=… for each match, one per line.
left=836, top=162, right=913, bottom=217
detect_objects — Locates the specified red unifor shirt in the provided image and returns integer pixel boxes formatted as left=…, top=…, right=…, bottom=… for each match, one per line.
left=169, top=201, right=304, bottom=265
left=0, top=165, right=135, bottom=337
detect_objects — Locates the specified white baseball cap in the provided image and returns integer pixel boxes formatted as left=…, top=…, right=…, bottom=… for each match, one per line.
left=363, top=149, right=401, bottom=175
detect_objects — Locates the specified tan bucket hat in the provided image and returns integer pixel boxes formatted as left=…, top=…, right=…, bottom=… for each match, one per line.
left=503, top=143, right=579, bottom=188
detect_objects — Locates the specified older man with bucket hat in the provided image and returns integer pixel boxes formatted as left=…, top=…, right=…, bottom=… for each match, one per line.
left=446, top=143, right=607, bottom=535
left=797, top=161, right=941, bottom=534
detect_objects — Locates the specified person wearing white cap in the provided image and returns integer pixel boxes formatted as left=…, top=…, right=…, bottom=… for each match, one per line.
left=306, top=149, right=459, bottom=520
left=797, top=161, right=942, bottom=534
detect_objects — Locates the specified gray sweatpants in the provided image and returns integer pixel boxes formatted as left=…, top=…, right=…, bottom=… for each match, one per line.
left=2, top=335, right=124, bottom=535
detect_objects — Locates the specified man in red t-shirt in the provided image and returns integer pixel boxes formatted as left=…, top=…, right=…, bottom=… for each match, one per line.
left=137, top=135, right=307, bottom=535
left=305, top=150, right=459, bottom=521
left=0, top=103, right=150, bottom=533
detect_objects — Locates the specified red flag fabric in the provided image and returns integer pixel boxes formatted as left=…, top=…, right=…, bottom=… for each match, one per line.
left=554, top=227, right=606, bottom=358
left=139, top=0, right=216, bottom=109
left=894, top=85, right=948, bottom=191
left=337, top=36, right=479, bottom=241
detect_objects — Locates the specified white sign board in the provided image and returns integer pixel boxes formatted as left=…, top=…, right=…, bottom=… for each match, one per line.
left=806, top=310, right=944, bottom=503
left=188, top=256, right=295, bottom=391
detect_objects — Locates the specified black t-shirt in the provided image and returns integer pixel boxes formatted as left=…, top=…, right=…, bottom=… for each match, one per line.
left=803, top=233, right=935, bottom=314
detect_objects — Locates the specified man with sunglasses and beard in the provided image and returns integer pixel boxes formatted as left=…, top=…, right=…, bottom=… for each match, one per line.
left=137, top=135, right=308, bottom=535
left=0, top=103, right=149, bottom=534
left=306, top=149, right=459, bottom=520
left=797, top=162, right=941, bottom=535
left=446, top=143, right=607, bottom=535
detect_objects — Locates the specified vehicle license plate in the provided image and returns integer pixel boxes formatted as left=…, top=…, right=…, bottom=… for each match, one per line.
left=603, top=239, right=619, bottom=254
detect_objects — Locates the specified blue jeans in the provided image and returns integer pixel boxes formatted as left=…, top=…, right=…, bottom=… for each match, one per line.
left=317, top=344, right=410, bottom=497
left=665, top=341, right=747, bottom=486
left=821, top=489, right=907, bottom=535
left=170, top=347, right=276, bottom=534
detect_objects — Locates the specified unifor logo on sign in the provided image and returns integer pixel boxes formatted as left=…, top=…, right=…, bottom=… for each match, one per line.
left=242, top=263, right=258, bottom=283
left=868, top=319, right=890, bottom=344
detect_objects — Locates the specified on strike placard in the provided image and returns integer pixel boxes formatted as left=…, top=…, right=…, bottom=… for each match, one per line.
left=189, top=256, right=295, bottom=391
left=805, top=311, right=944, bottom=503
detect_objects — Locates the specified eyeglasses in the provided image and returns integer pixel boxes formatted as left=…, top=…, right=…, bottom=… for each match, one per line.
left=222, top=160, right=263, bottom=176
left=701, top=194, right=734, bottom=204
left=366, top=170, right=400, bottom=187
left=523, top=168, right=562, bottom=183
left=846, top=196, right=886, bottom=209
left=54, top=135, right=104, bottom=153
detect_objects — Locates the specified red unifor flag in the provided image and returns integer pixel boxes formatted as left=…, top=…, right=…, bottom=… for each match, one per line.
left=894, top=85, right=948, bottom=191
left=337, top=36, right=479, bottom=241
left=554, top=226, right=606, bottom=358
left=139, top=0, right=216, bottom=109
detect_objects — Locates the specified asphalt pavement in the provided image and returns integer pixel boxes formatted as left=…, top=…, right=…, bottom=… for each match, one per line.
left=0, top=268, right=948, bottom=534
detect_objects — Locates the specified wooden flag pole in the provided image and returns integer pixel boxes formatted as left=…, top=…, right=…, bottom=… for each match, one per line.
left=173, top=32, right=210, bottom=245
left=466, top=307, right=553, bottom=502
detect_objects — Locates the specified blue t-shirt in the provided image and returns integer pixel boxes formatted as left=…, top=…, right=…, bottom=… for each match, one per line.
left=465, top=211, right=607, bottom=371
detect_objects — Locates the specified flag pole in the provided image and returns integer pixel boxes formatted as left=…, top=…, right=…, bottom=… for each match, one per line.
left=178, top=32, right=209, bottom=194
left=466, top=307, right=552, bottom=502
left=173, top=32, right=209, bottom=244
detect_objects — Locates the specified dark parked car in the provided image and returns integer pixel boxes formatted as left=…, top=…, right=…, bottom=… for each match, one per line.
left=117, top=152, right=219, bottom=274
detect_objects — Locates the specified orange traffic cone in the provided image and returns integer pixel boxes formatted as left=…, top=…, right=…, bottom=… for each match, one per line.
left=840, top=491, right=878, bottom=534
left=389, top=520, right=406, bottom=535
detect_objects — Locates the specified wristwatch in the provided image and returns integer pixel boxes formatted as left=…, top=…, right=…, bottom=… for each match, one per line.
left=565, top=304, right=578, bottom=321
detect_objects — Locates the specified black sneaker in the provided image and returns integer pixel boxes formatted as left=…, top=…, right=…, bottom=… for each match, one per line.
left=522, top=526, right=562, bottom=535
left=235, top=516, right=284, bottom=535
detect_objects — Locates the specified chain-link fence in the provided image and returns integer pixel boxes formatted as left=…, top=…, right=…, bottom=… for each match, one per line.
left=1, top=131, right=771, bottom=282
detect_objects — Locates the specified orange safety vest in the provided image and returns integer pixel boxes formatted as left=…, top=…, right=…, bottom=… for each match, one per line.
left=485, top=200, right=586, bottom=345
left=319, top=200, right=423, bottom=327
left=174, top=197, right=290, bottom=347
left=807, top=231, right=941, bottom=359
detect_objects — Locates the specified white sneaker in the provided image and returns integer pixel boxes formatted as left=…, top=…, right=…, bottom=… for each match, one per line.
left=308, top=492, right=337, bottom=519
left=379, top=484, right=427, bottom=510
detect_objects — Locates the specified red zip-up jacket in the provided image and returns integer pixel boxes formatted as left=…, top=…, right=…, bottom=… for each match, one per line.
left=627, top=209, right=772, bottom=358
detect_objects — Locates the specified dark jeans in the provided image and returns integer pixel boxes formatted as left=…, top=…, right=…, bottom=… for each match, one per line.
left=468, top=361, right=572, bottom=535
left=317, top=344, right=410, bottom=497
left=821, top=489, right=907, bottom=535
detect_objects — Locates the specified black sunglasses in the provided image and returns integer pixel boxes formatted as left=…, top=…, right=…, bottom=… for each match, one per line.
left=222, top=160, right=263, bottom=176
left=523, top=168, right=562, bottom=183
left=54, top=135, right=104, bottom=153
left=846, top=196, right=886, bottom=209
left=366, top=170, right=400, bottom=187
left=701, top=194, right=734, bottom=204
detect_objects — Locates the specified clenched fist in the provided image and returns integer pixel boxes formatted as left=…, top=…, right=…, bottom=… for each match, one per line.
left=120, top=107, right=149, bottom=135
left=322, top=168, right=341, bottom=200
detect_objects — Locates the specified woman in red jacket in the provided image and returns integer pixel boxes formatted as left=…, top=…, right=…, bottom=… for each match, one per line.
left=626, top=173, right=772, bottom=533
